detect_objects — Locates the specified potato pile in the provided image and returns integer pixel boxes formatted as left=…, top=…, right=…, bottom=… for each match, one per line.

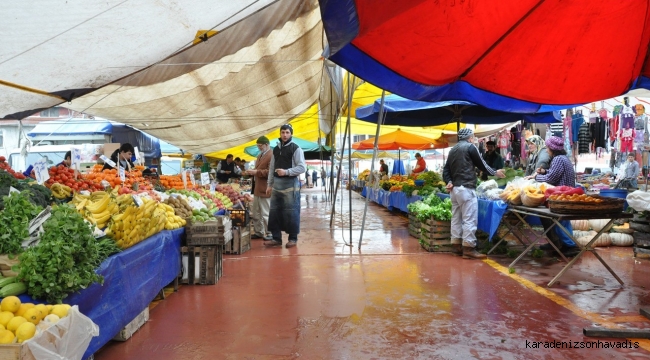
left=164, top=196, right=193, bottom=219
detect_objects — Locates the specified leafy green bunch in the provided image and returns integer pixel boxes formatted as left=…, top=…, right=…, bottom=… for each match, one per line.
left=0, top=192, right=43, bottom=255
left=17, top=204, right=108, bottom=303
left=407, top=194, right=452, bottom=222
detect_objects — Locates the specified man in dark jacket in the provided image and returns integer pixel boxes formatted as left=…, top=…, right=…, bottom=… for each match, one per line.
left=265, top=124, right=306, bottom=248
left=216, top=154, right=241, bottom=183
left=480, top=141, right=504, bottom=180
left=443, top=128, right=505, bottom=259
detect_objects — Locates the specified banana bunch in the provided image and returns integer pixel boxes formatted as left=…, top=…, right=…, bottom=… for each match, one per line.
left=51, top=183, right=72, bottom=199
left=69, top=192, right=119, bottom=229
left=105, top=197, right=169, bottom=249
left=160, top=203, right=186, bottom=230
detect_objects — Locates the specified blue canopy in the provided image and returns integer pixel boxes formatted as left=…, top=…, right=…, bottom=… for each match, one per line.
left=355, top=95, right=561, bottom=126
left=392, top=160, right=406, bottom=175
left=27, top=120, right=164, bottom=159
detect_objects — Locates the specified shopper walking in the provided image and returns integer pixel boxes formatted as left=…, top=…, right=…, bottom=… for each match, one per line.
left=443, top=128, right=505, bottom=259
left=247, top=136, right=273, bottom=240
left=265, top=124, right=306, bottom=248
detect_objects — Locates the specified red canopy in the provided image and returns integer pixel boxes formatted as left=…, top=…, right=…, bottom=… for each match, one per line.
left=321, top=0, right=650, bottom=104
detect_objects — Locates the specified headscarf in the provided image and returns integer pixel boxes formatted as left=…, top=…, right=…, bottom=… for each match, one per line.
left=457, top=127, right=473, bottom=140
left=526, top=135, right=545, bottom=155
left=545, top=136, right=564, bottom=151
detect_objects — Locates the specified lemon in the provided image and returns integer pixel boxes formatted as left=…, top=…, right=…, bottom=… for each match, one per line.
left=0, top=296, right=20, bottom=313
left=15, top=322, right=35, bottom=343
left=0, top=324, right=4, bottom=331
left=45, top=305, right=53, bottom=313
left=43, top=314, right=60, bottom=324
left=15, top=303, right=34, bottom=317
left=0, top=312, right=13, bottom=327
left=34, top=304, right=48, bottom=321
left=0, top=329, right=15, bottom=344
left=50, top=305, right=69, bottom=319
left=22, top=309, right=40, bottom=325
left=6, top=316, right=26, bottom=332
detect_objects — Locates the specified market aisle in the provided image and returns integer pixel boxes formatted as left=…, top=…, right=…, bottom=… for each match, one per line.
left=95, top=186, right=650, bottom=359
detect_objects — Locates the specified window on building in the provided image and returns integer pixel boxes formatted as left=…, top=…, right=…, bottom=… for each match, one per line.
left=0, top=131, right=3, bottom=148
left=39, top=107, right=60, bottom=117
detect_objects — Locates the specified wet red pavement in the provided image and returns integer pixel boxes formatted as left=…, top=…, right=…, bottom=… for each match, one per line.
left=95, top=187, right=650, bottom=359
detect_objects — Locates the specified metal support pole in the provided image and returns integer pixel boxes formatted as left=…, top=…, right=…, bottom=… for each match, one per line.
left=329, top=74, right=354, bottom=237
left=359, top=90, right=387, bottom=250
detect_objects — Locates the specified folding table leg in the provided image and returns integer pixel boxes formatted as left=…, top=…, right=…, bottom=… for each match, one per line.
left=548, top=219, right=623, bottom=287
left=508, top=219, right=563, bottom=268
left=591, top=250, right=624, bottom=285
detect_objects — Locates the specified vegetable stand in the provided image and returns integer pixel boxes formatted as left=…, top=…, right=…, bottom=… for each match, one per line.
left=13, top=228, right=184, bottom=359
left=492, top=206, right=632, bottom=287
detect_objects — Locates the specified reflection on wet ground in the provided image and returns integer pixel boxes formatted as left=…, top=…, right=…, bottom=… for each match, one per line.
left=96, top=187, right=650, bottom=359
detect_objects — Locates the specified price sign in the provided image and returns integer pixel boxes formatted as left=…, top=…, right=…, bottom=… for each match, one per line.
left=100, top=155, right=116, bottom=168
left=33, top=157, right=50, bottom=185
left=190, top=173, right=196, bottom=187
left=182, top=170, right=188, bottom=189
left=9, top=186, right=20, bottom=194
left=119, top=167, right=126, bottom=183
left=71, top=148, right=82, bottom=170
left=134, top=146, right=142, bottom=165
left=210, top=182, right=215, bottom=192
left=132, top=194, right=144, bottom=207
left=201, top=172, right=210, bottom=186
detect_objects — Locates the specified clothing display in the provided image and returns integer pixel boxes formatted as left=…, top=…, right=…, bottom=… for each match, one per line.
left=620, top=104, right=636, bottom=129
left=591, top=119, right=607, bottom=149
left=578, top=122, right=591, bottom=154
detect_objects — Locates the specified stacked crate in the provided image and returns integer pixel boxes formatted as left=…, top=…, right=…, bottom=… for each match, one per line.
left=631, top=214, right=650, bottom=259
left=182, top=216, right=232, bottom=285
left=408, top=214, right=421, bottom=238
left=419, top=218, right=453, bottom=252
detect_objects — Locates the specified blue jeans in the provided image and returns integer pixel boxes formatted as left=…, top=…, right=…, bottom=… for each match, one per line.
left=541, top=218, right=576, bottom=248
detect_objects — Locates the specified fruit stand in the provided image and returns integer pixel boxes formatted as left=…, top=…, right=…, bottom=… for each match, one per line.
left=0, top=157, right=254, bottom=358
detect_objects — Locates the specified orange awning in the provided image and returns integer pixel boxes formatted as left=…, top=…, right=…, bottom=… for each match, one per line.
left=352, top=129, right=447, bottom=150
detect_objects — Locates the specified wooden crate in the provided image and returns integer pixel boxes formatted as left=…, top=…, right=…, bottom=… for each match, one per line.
left=113, top=307, right=149, bottom=341
left=224, top=227, right=251, bottom=255
left=0, top=344, right=33, bottom=360
left=419, top=238, right=454, bottom=252
left=419, top=219, right=451, bottom=240
left=181, top=246, right=222, bottom=285
left=408, top=224, right=420, bottom=238
left=186, top=229, right=232, bottom=246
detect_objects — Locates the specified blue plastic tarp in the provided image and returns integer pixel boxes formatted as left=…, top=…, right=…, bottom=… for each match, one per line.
left=436, top=193, right=507, bottom=240
left=15, top=228, right=184, bottom=359
left=392, top=160, right=406, bottom=175
left=355, top=95, right=561, bottom=126
left=111, top=126, right=162, bottom=159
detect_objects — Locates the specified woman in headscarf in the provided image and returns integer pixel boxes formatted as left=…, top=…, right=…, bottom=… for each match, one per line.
left=533, top=136, right=579, bottom=256
left=524, top=135, right=551, bottom=178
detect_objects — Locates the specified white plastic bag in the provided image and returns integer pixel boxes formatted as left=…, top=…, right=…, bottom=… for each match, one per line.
left=627, top=190, right=650, bottom=212
left=25, top=306, right=99, bottom=360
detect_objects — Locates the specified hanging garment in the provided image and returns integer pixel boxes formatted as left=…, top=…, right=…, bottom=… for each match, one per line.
left=589, top=111, right=598, bottom=123
left=498, top=131, right=509, bottom=149
left=571, top=113, right=584, bottom=143
left=621, top=104, right=636, bottom=129
left=549, top=123, right=563, bottom=137
left=578, top=123, right=591, bottom=154
left=592, top=119, right=607, bottom=149
left=609, top=116, right=619, bottom=142
left=598, top=108, right=608, bottom=120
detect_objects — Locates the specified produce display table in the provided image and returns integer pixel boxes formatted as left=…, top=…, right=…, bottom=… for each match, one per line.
left=16, top=228, right=184, bottom=359
left=436, top=193, right=507, bottom=240
left=361, top=187, right=422, bottom=212
left=492, top=205, right=632, bottom=287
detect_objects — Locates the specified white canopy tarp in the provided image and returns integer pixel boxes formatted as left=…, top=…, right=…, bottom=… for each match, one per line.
left=1, top=0, right=278, bottom=120
left=64, top=0, right=324, bottom=154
